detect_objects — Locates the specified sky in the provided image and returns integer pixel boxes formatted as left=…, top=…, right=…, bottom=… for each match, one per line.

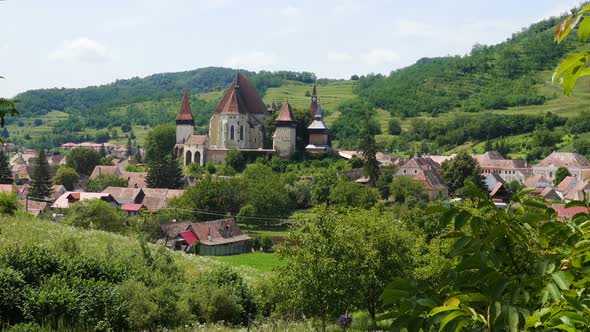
left=0, top=0, right=584, bottom=97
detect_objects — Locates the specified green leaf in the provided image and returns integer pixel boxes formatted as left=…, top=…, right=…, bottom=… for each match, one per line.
left=552, top=271, right=574, bottom=290
left=417, top=298, right=438, bottom=308
left=507, top=305, right=519, bottom=332
left=454, top=293, right=488, bottom=303
left=430, top=305, right=461, bottom=316
left=552, top=52, right=589, bottom=83
left=438, top=311, right=466, bottom=332
left=579, top=17, right=590, bottom=43
left=578, top=4, right=590, bottom=15
left=565, top=200, right=590, bottom=208
left=454, top=210, right=471, bottom=230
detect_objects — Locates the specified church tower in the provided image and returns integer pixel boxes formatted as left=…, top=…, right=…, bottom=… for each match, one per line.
left=176, top=89, right=195, bottom=145
left=310, top=85, right=319, bottom=117
left=273, top=100, right=297, bottom=159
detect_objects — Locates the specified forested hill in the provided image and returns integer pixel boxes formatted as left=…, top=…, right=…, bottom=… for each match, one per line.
left=352, top=15, right=574, bottom=117
left=15, top=67, right=247, bottom=118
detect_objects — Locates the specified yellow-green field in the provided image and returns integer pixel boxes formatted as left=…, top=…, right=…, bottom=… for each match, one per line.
left=263, top=81, right=357, bottom=125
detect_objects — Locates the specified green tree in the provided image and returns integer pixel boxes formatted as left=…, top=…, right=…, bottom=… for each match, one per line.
left=310, top=169, right=338, bottom=206
left=225, top=148, right=246, bottom=172
left=144, top=124, right=175, bottom=163
left=359, top=119, right=380, bottom=186
left=146, top=154, right=184, bottom=189
left=99, top=143, right=107, bottom=157
left=66, top=148, right=102, bottom=176
left=278, top=208, right=421, bottom=331
left=86, top=174, right=127, bottom=192
left=390, top=175, right=428, bottom=206
left=554, top=166, right=572, bottom=185
left=126, top=137, right=133, bottom=157
left=0, top=192, right=17, bottom=215
left=53, top=166, right=79, bottom=191
left=379, top=182, right=590, bottom=331
left=64, top=199, right=125, bottom=232
left=328, top=178, right=378, bottom=209
left=440, top=151, right=486, bottom=196
left=0, top=151, right=13, bottom=184
left=388, top=118, right=402, bottom=135
left=29, top=149, right=52, bottom=199
left=241, top=163, right=291, bottom=224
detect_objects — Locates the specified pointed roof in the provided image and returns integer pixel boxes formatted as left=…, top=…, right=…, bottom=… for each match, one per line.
left=214, top=71, right=267, bottom=115
left=269, top=100, right=277, bottom=113
left=176, top=90, right=195, bottom=122
left=276, top=100, right=295, bottom=122
left=310, top=85, right=319, bottom=116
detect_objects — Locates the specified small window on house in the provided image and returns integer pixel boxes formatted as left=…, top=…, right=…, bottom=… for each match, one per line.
left=414, top=170, right=417, bottom=174
left=403, top=170, right=406, bottom=174
left=230, top=125, right=234, bottom=140
left=240, top=125, right=244, bottom=141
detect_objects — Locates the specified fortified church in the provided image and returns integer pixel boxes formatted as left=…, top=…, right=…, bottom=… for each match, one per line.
left=174, top=71, right=331, bottom=165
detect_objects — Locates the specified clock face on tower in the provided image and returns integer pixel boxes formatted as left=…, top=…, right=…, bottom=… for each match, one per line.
left=312, top=96, right=317, bottom=103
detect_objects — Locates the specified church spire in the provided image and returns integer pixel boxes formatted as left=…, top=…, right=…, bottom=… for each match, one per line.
left=310, top=84, right=319, bottom=116
left=235, top=69, right=240, bottom=89
left=176, top=89, right=195, bottom=124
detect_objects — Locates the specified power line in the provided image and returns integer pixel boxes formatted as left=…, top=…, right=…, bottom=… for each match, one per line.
left=158, top=206, right=309, bottom=223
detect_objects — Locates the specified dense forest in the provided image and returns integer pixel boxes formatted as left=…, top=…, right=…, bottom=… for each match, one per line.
left=353, top=16, right=574, bottom=117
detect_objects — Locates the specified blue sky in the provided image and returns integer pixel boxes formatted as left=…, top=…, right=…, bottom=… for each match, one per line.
left=0, top=0, right=583, bottom=97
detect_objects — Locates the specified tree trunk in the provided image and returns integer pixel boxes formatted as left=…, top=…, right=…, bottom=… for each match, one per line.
left=368, top=298, right=377, bottom=330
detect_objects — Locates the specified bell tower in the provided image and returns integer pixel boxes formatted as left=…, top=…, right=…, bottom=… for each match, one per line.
left=273, top=100, right=297, bottom=159
left=176, top=89, right=195, bottom=145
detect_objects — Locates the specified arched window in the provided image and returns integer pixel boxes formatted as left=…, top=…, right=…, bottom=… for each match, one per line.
left=185, top=150, right=192, bottom=166
left=230, top=125, right=235, bottom=140
left=194, top=151, right=201, bottom=165
left=240, top=125, right=244, bottom=141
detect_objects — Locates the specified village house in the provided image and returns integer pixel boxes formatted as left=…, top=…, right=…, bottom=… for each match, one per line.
left=101, top=187, right=145, bottom=205
left=395, top=156, right=448, bottom=200
left=396, top=156, right=441, bottom=176
left=141, top=188, right=184, bottom=212
left=122, top=203, right=146, bottom=217
left=52, top=192, right=118, bottom=209
left=89, top=165, right=122, bottom=180
left=533, top=152, right=590, bottom=181
left=158, top=218, right=252, bottom=255
left=524, top=174, right=552, bottom=189
left=473, top=151, right=532, bottom=183
left=415, top=170, right=448, bottom=200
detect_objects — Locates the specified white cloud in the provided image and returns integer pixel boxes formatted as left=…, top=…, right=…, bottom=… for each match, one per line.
left=327, top=51, right=354, bottom=62
left=360, top=48, right=400, bottom=65
left=224, top=51, right=277, bottom=70
left=281, top=5, right=301, bottom=17
left=333, top=0, right=365, bottom=16
left=48, top=38, right=111, bottom=63
left=393, top=19, right=435, bottom=37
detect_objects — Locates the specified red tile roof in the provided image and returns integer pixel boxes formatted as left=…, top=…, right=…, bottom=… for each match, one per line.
left=122, top=203, right=145, bottom=212
left=176, top=90, right=195, bottom=122
left=214, top=72, right=266, bottom=115
left=185, top=135, right=207, bottom=145
left=275, top=100, right=295, bottom=122
left=535, top=152, right=590, bottom=168
left=551, top=205, right=589, bottom=219
left=179, top=230, right=198, bottom=246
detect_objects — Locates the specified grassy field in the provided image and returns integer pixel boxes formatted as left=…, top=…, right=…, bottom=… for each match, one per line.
left=262, top=81, right=357, bottom=126
left=0, top=215, right=272, bottom=283
left=211, top=252, right=284, bottom=273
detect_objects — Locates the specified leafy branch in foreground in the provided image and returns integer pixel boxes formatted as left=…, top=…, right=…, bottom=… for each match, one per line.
left=380, top=182, right=590, bottom=331
left=553, top=4, right=590, bottom=95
